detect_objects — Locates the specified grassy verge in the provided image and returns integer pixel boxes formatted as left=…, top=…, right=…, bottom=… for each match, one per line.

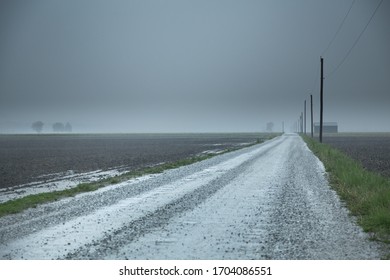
left=0, top=134, right=279, bottom=218
left=301, top=135, right=390, bottom=245
left=0, top=154, right=214, bottom=217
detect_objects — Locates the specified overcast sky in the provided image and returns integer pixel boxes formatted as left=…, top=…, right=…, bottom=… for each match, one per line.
left=0, top=0, right=389, bottom=133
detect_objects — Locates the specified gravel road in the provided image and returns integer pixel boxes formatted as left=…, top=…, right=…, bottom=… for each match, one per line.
left=0, top=134, right=382, bottom=259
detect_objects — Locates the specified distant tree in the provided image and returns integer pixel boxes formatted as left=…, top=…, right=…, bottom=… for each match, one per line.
left=266, top=122, right=274, bottom=132
left=32, top=121, right=44, bottom=133
left=53, top=122, right=65, bottom=132
left=64, top=122, right=72, bottom=133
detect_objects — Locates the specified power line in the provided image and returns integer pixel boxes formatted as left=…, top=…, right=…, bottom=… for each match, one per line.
left=321, top=0, right=356, bottom=56
left=326, top=0, right=384, bottom=78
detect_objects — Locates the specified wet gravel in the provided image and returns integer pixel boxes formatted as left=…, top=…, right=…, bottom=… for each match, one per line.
left=0, top=134, right=384, bottom=259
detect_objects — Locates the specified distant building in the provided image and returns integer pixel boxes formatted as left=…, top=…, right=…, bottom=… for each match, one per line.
left=314, top=122, right=338, bottom=133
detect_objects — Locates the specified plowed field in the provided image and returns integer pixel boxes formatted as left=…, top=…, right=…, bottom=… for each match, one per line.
left=323, top=134, right=390, bottom=178
left=0, top=133, right=267, bottom=189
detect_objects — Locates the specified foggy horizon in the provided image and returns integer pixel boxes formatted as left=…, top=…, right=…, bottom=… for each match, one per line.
left=1, top=0, right=389, bottom=134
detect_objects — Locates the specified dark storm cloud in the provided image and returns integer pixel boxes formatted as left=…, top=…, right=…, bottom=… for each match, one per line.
left=0, top=0, right=389, bottom=133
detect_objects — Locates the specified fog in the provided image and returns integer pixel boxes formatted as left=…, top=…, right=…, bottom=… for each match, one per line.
left=0, top=0, right=389, bottom=133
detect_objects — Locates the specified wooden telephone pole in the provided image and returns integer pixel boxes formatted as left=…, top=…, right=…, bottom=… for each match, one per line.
left=304, top=100, right=306, bottom=135
left=310, top=94, right=313, bottom=138
left=319, top=57, right=324, bottom=143
left=300, top=112, right=303, bottom=133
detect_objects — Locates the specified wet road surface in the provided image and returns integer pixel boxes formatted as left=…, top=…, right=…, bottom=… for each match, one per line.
left=0, top=134, right=382, bottom=259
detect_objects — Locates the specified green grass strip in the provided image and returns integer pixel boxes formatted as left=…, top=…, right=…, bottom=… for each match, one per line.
left=302, top=135, right=390, bottom=244
left=0, top=155, right=215, bottom=217
left=0, top=135, right=279, bottom=218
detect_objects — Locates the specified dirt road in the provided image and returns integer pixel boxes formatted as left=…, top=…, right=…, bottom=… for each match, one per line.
left=0, top=134, right=382, bottom=259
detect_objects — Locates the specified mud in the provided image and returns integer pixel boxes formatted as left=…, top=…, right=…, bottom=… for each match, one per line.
left=0, top=134, right=383, bottom=260
left=323, top=134, right=390, bottom=178
left=0, top=133, right=264, bottom=189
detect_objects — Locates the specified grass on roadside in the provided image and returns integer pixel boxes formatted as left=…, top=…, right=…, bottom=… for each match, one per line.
left=0, top=135, right=279, bottom=218
left=302, top=135, right=390, bottom=244
left=0, top=154, right=216, bottom=218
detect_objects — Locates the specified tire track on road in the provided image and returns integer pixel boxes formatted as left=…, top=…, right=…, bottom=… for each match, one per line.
left=65, top=137, right=285, bottom=259
left=0, top=137, right=284, bottom=259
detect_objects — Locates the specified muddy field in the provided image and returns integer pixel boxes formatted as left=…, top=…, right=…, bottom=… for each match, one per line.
left=0, top=133, right=267, bottom=189
left=1, top=135, right=382, bottom=260
left=323, top=133, right=390, bottom=178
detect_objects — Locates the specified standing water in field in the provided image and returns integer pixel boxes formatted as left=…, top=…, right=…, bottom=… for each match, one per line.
left=0, top=133, right=267, bottom=202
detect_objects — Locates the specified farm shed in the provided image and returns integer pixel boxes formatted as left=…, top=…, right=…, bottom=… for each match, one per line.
left=314, top=122, right=338, bottom=133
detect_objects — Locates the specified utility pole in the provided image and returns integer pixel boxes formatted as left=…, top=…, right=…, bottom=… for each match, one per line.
left=304, top=100, right=306, bottom=135
left=299, top=116, right=301, bottom=133
left=310, top=94, right=314, bottom=138
left=319, top=57, right=324, bottom=143
left=298, top=118, right=300, bottom=133
left=300, top=112, right=303, bottom=133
